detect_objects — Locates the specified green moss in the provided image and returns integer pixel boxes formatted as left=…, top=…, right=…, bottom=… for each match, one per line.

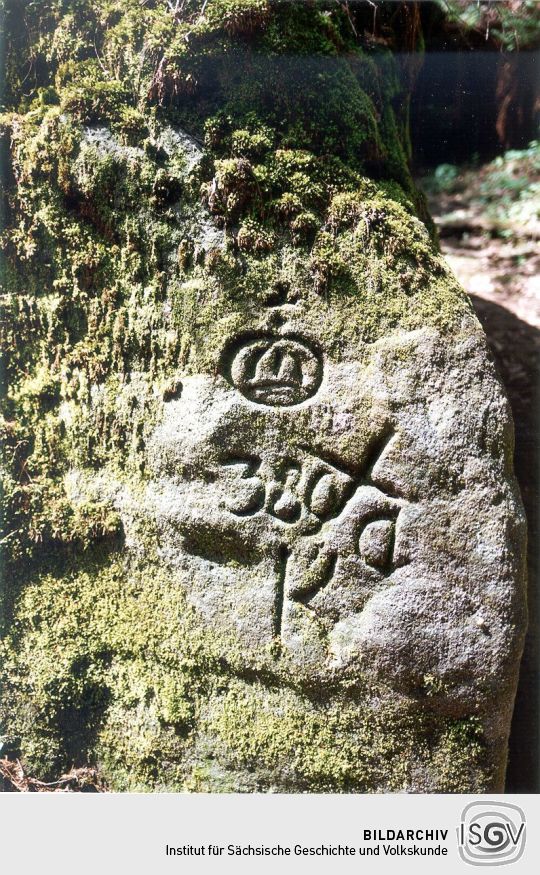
left=0, top=97, right=469, bottom=569
left=237, top=219, right=276, bottom=253
left=0, top=545, right=491, bottom=792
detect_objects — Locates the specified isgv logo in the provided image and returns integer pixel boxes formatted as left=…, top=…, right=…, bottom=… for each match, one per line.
left=458, top=801, right=526, bottom=866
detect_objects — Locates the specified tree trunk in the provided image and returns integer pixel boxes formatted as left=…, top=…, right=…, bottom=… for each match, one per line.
left=496, top=52, right=540, bottom=150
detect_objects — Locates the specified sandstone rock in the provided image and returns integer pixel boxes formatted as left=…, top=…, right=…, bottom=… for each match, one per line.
left=0, top=3, right=527, bottom=792
left=144, top=269, right=527, bottom=792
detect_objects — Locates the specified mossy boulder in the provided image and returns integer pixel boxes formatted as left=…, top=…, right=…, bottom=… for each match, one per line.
left=0, top=1, right=526, bottom=791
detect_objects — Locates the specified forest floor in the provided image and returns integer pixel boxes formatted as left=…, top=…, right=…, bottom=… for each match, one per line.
left=0, top=757, right=105, bottom=792
left=421, top=144, right=539, bottom=792
left=424, top=142, right=539, bottom=328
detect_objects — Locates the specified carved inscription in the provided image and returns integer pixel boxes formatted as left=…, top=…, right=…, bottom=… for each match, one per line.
left=221, top=333, right=323, bottom=406
left=218, top=432, right=407, bottom=637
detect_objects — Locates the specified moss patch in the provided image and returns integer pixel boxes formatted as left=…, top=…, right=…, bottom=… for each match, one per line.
left=1, top=545, right=491, bottom=792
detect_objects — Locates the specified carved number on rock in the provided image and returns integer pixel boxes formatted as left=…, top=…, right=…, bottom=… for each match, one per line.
left=220, top=430, right=407, bottom=638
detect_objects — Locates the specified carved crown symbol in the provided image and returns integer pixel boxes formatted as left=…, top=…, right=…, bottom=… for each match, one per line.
left=222, top=332, right=323, bottom=406
left=251, top=346, right=303, bottom=389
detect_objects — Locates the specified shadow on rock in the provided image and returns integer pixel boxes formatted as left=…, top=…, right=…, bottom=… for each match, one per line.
left=471, top=294, right=539, bottom=793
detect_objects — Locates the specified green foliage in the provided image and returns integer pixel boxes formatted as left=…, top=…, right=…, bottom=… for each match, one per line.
left=432, top=163, right=459, bottom=193
left=437, top=0, right=540, bottom=52
left=422, top=140, right=540, bottom=236
left=480, top=140, right=540, bottom=203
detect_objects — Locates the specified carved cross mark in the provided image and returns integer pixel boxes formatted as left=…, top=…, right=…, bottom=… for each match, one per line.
left=219, top=429, right=407, bottom=641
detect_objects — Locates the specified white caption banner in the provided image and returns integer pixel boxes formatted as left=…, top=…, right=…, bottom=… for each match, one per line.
left=0, top=793, right=538, bottom=874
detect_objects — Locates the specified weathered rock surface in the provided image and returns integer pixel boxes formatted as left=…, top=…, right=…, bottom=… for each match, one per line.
left=149, top=322, right=521, bottom=686
left=0, top=1, right=527, bottom=792
left=144, top=273, right=527, bottom=792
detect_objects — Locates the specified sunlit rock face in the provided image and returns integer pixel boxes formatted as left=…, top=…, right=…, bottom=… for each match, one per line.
left=145, top=278, right=527, bottom=789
